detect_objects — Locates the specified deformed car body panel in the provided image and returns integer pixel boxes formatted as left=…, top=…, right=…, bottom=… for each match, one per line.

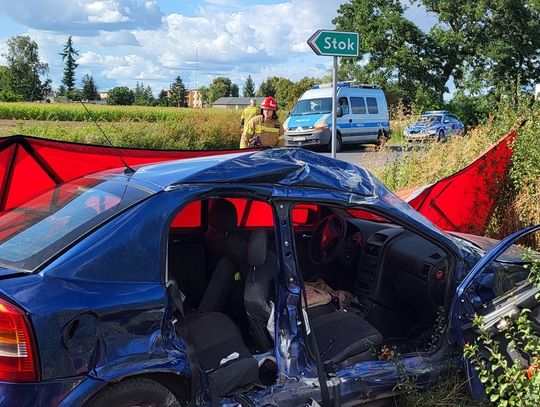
left=0, top=147, right=536, bottom=406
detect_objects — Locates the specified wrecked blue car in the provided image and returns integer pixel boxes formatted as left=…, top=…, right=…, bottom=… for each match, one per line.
left=0, top=148, right=538, bottom=406
left=404, top=110, right=465, bottom=142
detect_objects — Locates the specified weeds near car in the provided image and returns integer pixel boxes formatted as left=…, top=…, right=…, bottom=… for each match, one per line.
left=463, top=257, right=540, bottom=407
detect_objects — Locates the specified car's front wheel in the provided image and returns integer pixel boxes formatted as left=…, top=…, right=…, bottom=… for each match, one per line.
left=437, top=129, right=445, bottom=142
left=85, top=377, right=184, bottom=407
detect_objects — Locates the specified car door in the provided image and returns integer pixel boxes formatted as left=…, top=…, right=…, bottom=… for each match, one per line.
left=451, top=224, right=540, bottom=399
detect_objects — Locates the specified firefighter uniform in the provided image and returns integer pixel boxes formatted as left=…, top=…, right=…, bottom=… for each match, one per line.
left=240, top=115, right=285, bottom=149
left=240, top=105, right=259, bottom=131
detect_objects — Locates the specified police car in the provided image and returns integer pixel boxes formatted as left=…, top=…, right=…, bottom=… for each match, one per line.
left=404, top=110, right=465, bottom=142
left=284, top=82, right=391, bottom=151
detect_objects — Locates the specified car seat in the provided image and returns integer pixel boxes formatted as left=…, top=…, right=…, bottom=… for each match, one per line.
left=243, top=229, right=384, bottom=369
left=180, top=312, right=259, bottom=397
left=199, top=199, right=248, bottom=313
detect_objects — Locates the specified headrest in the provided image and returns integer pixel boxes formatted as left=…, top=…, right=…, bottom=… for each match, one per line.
left=208, top=200, right=238, bottom=232
left=247, top=230, right=267, bottom=268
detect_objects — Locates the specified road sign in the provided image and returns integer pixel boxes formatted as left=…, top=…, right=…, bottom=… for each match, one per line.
left=307, top=30, right=359, bottom=57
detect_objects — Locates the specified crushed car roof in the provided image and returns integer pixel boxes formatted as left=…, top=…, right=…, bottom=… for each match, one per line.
left=104, top=148, right=379, bottom=197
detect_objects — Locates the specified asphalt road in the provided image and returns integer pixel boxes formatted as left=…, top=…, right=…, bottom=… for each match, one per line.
left=320, top=145, right=406, bottom=170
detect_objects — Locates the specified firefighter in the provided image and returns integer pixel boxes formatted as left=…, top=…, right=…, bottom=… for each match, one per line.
left=240, top=96, right=285, bottom=149
left=240, top=99, right=259, bottom=131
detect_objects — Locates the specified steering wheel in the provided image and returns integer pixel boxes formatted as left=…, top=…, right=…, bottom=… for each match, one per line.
left=308, top=214, right=348, bottom=265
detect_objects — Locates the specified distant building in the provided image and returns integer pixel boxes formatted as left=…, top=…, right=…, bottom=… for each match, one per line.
left=186, top=90, right=203, bottom=108
left=535, top=84, right=540, bottom=100
left=212, top=97, right=265, bottom=109
left=98, top=92, right=109, bottom=101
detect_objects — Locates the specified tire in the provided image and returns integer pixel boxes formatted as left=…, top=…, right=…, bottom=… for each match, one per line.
left=85, top=377, right=183, bottom=407
left=437, top=129, right=445, bottom=142
left=326, top=133, right=342, bottom=153
left=377, top=130, right=388, bottom=149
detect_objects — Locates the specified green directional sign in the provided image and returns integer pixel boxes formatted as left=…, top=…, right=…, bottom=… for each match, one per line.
left=308, top=30, right=359, bottom=57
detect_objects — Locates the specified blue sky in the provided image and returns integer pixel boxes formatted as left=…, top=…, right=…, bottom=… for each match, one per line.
left=0, top=1, right=437, bottom=95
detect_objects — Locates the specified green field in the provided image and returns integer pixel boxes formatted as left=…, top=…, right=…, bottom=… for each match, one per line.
left=0, top=102, right=244, bottom=149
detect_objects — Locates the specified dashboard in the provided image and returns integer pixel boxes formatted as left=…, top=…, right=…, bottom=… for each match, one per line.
left=337, top=218, right=450, bottom=315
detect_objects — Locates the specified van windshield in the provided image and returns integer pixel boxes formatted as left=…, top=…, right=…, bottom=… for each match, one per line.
left=291, top=98, right=332, bottom=116
left=0, top=177, right=150, bottom=271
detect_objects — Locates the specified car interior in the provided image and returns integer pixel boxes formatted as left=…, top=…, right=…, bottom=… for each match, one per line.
left=167, top=197, right=453, bottom=398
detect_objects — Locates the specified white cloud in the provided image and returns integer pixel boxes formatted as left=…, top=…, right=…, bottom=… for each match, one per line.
left=1, top=0, right=340, bottom=90
left=0, top=0, right=162, bottom=33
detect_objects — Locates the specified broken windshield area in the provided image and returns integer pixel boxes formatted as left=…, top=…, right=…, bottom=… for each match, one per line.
left=420, top=115, right=442, bottom=124
left=0, top=178, right=150, bottom=271
left=291, top=97, right=333, bottom=116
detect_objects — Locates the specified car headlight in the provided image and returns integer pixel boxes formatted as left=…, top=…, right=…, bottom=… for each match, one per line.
left=314, top=115, right=330, bottom=131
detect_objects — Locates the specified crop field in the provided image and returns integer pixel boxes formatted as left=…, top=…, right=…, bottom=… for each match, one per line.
left=0, top=103, right=244, bottom=150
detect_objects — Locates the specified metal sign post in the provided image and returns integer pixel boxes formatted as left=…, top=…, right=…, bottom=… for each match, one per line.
left=331, top=56, right=338, bottom=158
left=308, top=30, right=359, bottom=158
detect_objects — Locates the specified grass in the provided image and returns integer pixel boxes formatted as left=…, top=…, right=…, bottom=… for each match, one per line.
left=396, top=371, right=486, bottom=407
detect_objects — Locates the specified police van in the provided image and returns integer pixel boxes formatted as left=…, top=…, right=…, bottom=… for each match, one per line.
left=284, top=82, right=390, bottom=151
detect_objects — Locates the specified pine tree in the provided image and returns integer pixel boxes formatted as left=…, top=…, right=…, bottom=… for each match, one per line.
left=81, top=74, right=98, bottom=101
left=133, top=82, right=154, bottom=105
left=243, top=75, right=255, bottom=97
left=59, top=36, right=79, bottom=97
left=169, top=76, right=187, bottom=107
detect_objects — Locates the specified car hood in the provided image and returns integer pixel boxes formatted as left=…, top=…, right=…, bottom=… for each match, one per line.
left=406, top=122, right=437, bottom=132
left=449, top=232, right=500, bottom=252
left=285, top=113, right=327, bottom=130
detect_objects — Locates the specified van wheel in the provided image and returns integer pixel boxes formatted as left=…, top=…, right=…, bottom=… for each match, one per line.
left=377, top=130, right=387, bottom=149
left=85, top=377, right=183, bottom=407
left=326, top=134, right=342, bottom=153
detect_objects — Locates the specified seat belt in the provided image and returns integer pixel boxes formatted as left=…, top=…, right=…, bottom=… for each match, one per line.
left=297, top=275, right=333, bottom=407
left=166, top=280, right=202, bottom=407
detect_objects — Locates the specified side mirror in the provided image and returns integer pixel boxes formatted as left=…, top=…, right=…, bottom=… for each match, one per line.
left=287, top=111, right=291, bottom=117
left=336, top=107, right=343, bottom=117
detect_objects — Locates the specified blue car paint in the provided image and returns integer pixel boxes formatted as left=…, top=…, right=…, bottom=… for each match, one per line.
left=286, top=113, right=326, bottom=130
left=449, top=224, right=540, bottom=399
left=0, top=148, right=524, bottom=405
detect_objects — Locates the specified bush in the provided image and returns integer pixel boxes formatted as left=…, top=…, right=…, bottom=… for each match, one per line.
left=463, top=256, right=540, bottom=407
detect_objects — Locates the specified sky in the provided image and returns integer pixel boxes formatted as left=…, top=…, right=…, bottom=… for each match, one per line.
left=0, top=0, right=437, bottom=94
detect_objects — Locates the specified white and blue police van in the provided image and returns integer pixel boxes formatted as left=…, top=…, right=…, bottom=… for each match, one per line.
left=284, top=82, right=390, bottom=151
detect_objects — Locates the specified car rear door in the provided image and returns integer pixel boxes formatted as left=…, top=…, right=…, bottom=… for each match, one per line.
left=451, top=224, right=540, bottom=399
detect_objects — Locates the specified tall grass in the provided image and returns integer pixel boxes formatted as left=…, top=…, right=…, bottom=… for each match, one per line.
left=0, top=102, right=242, bottom=123
left=0, top=103, right=244, bottom=150
left=376, top=99, right=540, bottom=237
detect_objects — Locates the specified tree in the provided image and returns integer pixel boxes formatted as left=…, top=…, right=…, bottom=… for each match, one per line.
left=0, top=66, right=23, bottom=101
left=334, top=0, right=444, bottom=107
left=133, top=82, right=154, bottom=106
left=59, top=36, right=79, bottom=96
left=334, top=0, right=540, bottom=107
left=155, top=89, right=170, bottom=107
left=422, top=0, right=540, bottom=101
left=208, top=77, right=232, bottom=104
left=2, top=35, right=49, bottom=101
left=257, top=76, right=294, bottom=108
left=169, top=76, right=187, bottom=107
left=257, top=78, right=276, bottom=98
left=81, top=74, right=99, bottom=101
left=198, top=86, right=209, bottom=106
left=230, top=83, right=239, bottom=97
left=107, top=86, right=134, bottom=105
left=242, top=75, right=255, bottom=97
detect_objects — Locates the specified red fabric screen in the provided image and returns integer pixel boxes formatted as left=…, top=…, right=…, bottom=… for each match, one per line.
left=398, top=131, right=517, bottom=235
left=0, top=135, right=242, bottom=210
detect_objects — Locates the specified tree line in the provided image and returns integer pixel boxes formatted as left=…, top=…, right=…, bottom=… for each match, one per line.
left=1, top=0, right=538, bottom=115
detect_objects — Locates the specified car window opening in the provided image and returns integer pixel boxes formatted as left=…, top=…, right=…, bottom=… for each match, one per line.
left=166, top=197, right=459, bottom=398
